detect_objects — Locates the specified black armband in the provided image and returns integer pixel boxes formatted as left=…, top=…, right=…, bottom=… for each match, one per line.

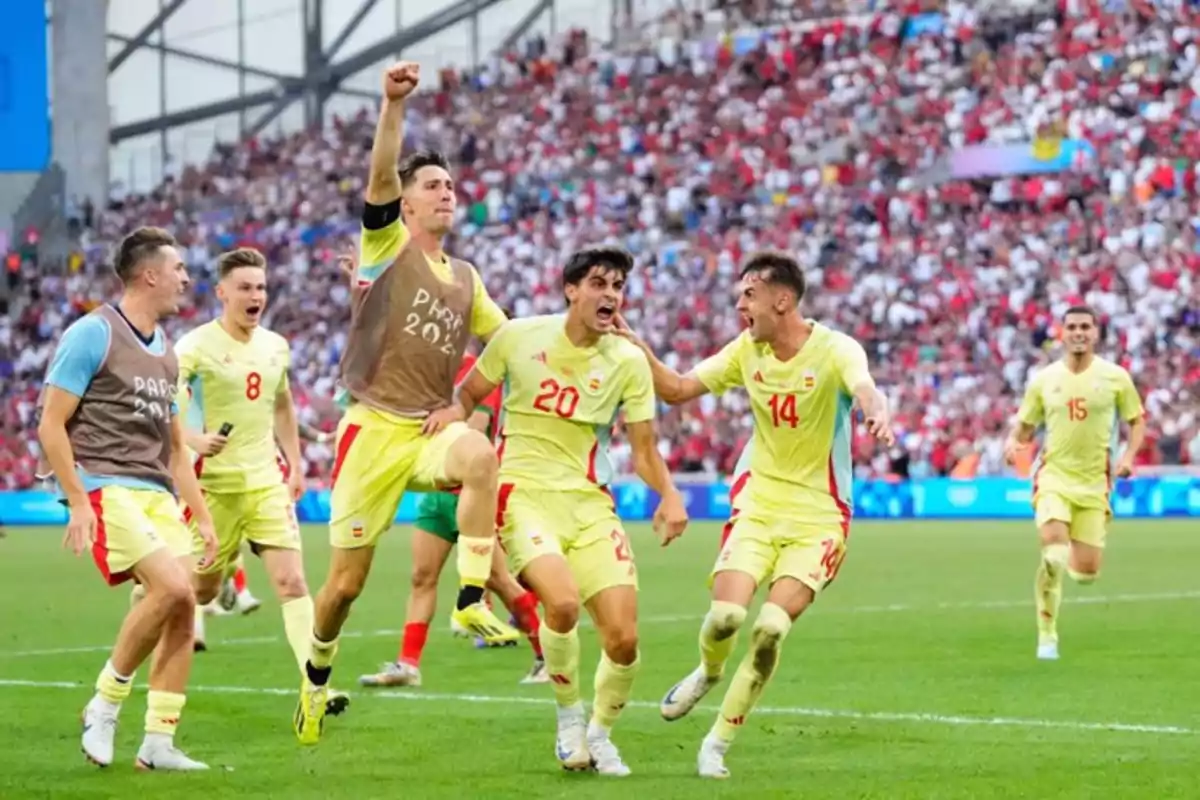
left=362, top=198, right=401, bottom=231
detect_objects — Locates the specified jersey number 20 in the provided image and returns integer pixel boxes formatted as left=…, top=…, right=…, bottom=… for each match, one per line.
left=533, top=379, right=580, bottom=419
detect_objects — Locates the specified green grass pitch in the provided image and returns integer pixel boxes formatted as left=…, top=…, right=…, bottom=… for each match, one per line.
left=0, top=519, right=1198, bottom=799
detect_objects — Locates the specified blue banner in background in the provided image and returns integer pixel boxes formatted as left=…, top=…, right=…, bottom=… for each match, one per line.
left=4, top=477, right=1197, bottom=527
left=0, top=0, right=50, bottom=172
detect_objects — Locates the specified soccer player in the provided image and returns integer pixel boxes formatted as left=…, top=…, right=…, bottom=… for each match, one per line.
left=615, top=250, right=893, bottom=779
left=173, top=247, right=347, bottom=714
left=36, top=226, right=218, bottom=770
left=359, top=352, right=548, bottom=689
left=295, top=61, right=512, bottom=744
left=441, top=245, right=689, bottom=775
left=1004, top=305, right=1145, bottom=661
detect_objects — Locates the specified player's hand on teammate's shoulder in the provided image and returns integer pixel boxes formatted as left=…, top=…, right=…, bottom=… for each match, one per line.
left=652, top=490, right=689, bottom=547
left=196, top=431, right=229, bottom=457
left=63, top=498, right=98, bottom=556
left=422, top=404, right=466, bottom=437
left=383, top=61, right=420, bottom=101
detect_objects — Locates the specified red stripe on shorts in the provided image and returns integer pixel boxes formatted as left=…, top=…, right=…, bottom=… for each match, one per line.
left=193, top=456, right=205, bottom=478
left=331, top=424, right=362, bottom=488
left=496, top=482, right=515, bottom=530
left=88, top=489, right=132, bottom=587
left=719, top=470, right=751, bottom=549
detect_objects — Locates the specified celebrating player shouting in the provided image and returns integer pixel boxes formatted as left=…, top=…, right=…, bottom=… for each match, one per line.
left=37, top=227, right=217, bottom=770
left=1005, top=305, right=1145, bottom=661
left=295, top=61, right=512, bottom=744
left=617, top=251, right=892, bottom=779
left=174, top=247, right=348, bottom=715
left=441, top=245, right=689, bottom=775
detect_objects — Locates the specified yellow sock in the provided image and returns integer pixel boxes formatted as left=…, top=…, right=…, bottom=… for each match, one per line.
left=712, top=603, right=792, bottom=744
left=699, top=601, right=747, bottom=679
left=456, top=536, right=494, bottom=589
left=1068, top=568, right=1098, bottom=585
left=309, top=632, right=339, bottom=670
left=540, top=625, right=581, bottom=707
left=144, top=690, right=186, bottom=736
left=592, top=651, right=640, bottom=731
left=95, top=660, right=134, bottom=706
left=281, top=596, right=315, bottom=675
left=1036, top=543, right=1069, bottom=642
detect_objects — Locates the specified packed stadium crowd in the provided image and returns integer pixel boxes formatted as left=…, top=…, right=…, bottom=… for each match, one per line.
left=1, top=0, right=1198, bottom=490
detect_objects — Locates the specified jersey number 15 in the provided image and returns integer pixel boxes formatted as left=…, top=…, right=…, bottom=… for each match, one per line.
left=1066, top=397, right=1088, bottom=421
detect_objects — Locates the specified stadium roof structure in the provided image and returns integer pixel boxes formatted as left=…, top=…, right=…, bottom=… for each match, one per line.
left=104, top=0, right=555, bottom=145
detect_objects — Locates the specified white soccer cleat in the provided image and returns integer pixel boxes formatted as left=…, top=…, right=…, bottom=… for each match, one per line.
left=586, top=722, right=631, bottom=777
left=697, top=733, right=731, bottom=779
left=217, top=578, right=238, bottom=612
left=555, top=703, right=591, bottom=771
left=660, top=666, right=720, bottom=721
left=81, top=697, right=119, bottom=767
left=1037, top=639, right=1060, bottom=661
left=235, top=590, right=262, bottom=615
left=135, top=736, right=209, bottom=771
left=520, top=657, right=549, bottom=685
left=358, top=661, right=422, bottom=688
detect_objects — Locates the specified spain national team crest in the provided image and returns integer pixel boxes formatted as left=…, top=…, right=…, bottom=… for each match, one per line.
left=802, top=370, right=816, bottom=391
left=586, top=370, right=605, bottom=393
left=351, top=520, right=365, bottom=539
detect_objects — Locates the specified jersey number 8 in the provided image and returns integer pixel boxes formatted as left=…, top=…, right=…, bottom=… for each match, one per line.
left=246, top=372, right=262, bottom=401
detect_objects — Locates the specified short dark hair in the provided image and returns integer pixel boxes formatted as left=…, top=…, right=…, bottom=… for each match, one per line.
left=113, top=226, right=177, bottom=284
left=1062, top=305, right=1097, bottom=323
left=740, top=250, right=806, bottom=301
left=562, top=245, right=635, bottom=287
left=217, top=247, right=267, bottom=279
left=398, top=149, right=451, bottom=189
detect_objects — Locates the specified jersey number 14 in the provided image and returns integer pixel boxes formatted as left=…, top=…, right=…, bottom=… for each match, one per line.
left=768, top=393, right=799, bottom=428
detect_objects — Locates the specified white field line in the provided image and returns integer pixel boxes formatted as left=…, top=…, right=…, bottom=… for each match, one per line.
left=4, top=590, right=1198, bottom=660
left=0, top=678, right=1191, bottom=736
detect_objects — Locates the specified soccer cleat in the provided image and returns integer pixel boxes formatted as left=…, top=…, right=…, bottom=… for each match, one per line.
left=660, top=666, right=720, bottom=721
left=586, top=722, right=631, bottom=777
left=81, top=697, right=119, bottom=767
left=294, top=679, right=328, bottom=745
left=217, top=578, right=238, bottom=612
left=135, top=737, right=209, bottom=771
left=326, top=688, right=351, bottom=716
left=451, top=602, right=521, bottom=646
left=520, top=657, right=549, bottom=685
left=555, top=703, right=591, bottom=771
left=697, top=733, right=731, bottom=779
left=1037, top=639, right=1060, bottom=661
left=235, top=590, right=262, bottom=616
left=358, top=661, right=422, bottom=688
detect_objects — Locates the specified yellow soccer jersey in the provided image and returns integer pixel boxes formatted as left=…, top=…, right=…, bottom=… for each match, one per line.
left=358, top=216, right=506, bottom=339
left=1018, top=357, right=1144, bottom=500
left=475, top=315, right=655, bottom=491
left=176, top=320, right=291, bottom=493
left=694, top=323, right=870, bottom=531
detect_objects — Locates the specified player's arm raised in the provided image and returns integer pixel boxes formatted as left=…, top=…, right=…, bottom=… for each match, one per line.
left=366, top=62, right=420, bottom=206
left=613, top=313, right=711, bottom=404
left=169, top=413, right=218, bottom=569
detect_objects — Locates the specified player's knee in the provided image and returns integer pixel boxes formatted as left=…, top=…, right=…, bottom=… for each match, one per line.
left=541, top=595, right=580, bottom=630
left=748, top=603, right=793, bottom=676
left=706, top=600, right=748, bottom=641
left=274, top=571, right=309, bottom=600
left=602, top=626, right=639, bottom=665
left=410, top=563, right=440, bottom=593
left=194, top=581, right=220, bottom=606
left=458, top=434, right=499, bottom=486
left=160, top=576, right=196, bottom=617
left=330, top=568, right=367, bottom=605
